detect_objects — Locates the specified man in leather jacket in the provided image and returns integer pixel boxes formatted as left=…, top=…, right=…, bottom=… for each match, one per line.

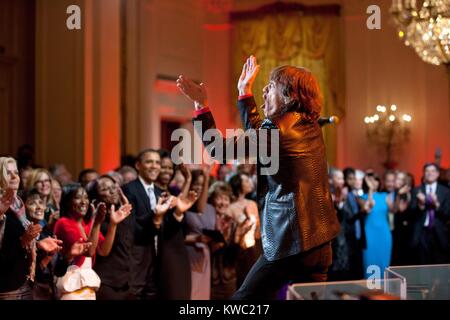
left=176, top=55, right=340, bottom=299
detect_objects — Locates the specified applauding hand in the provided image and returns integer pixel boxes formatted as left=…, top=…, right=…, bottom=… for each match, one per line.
left=176, top=191, right=198, bottom=214
left=37, top=236, right=63, bottom=254
left=20, top=224, right=42, bottom=248
left=155, top=193, right=176, bottom=217
left=67, top=238, right=93, bottom=260
left=153, top=193, right=176, bottom=228
left=110, top=203, right=132, bottom=225
left=92, top=202, right=107, bottom=226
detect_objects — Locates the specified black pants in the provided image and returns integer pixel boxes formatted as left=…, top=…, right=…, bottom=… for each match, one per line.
left=232, top=241, right=332, bottom=300
left=129, top=245, right=158, bottom=300
left=417, top=228, right=449, bottom=265
left=236, top=245, right=260, bottom=289
left=97, top=283, right=133, bottom=300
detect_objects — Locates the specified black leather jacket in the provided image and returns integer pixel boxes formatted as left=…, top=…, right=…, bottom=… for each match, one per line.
left=193, top=96, right=339, bottom=261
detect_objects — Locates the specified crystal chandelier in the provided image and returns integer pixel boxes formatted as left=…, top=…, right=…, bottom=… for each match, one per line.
left=390, top=0, right=450, bottom=66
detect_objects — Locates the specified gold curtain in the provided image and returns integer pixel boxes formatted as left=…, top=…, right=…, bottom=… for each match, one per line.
left=231, top=12, right=345, bottom=166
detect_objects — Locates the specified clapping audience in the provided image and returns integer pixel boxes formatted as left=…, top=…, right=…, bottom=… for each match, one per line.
left=1, top=144, right=450, bottom=299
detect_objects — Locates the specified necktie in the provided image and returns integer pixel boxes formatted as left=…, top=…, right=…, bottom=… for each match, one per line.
left=425, top=185, right=435, bottom=228
left=148, top=184, right=159, bottom=255
left=148, top=185, right=156, bottom=211
left=348, top=192, right=361, bottom=240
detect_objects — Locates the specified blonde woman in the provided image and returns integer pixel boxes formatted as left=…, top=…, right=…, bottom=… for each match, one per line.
left=0, top=157, right=62, bottom=299
left=26, top=169, right=59, bottom=230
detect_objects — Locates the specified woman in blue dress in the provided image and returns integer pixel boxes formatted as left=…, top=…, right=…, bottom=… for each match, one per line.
left=360, top=173, right=393, bottom=279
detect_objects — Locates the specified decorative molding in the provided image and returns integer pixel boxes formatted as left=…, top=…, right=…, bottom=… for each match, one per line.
left=230, top=1, right=341, bottom=20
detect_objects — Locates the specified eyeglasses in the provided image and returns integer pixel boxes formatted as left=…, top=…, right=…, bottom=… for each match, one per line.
left=35, top=179, right=51, bottom=185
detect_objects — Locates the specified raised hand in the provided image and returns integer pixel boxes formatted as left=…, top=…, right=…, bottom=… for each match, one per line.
left=0, top=188, right=14, bottom=216
left=364, top=176, right=377, bottom=192
left=176, top=75, right=208, bottom=109
left=237, top=55, right=260, bottom=96
left=202, top=164, right=213, bottom=179
left=117, top=186, right=130, bottom=206
left=110, top=203, right=132, bottom=225
left=92, top=202, right=107, bottom=226
left=398, top=185, right=410, bottom=195
left=178, top=163, right=192, bottom=182
left=176, top=191, right=198, bottom=213
left=37, top=236, right=63, bottom=254
left=21, top=224, right=42, bottom=248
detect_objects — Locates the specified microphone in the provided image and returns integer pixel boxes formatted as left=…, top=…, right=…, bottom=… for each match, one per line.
left=318, top=116, right=340, bottom=127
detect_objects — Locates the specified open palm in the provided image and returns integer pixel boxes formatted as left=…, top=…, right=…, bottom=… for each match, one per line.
left=110, top=203, right=132, bottom=225
left=37, top=237, right=63, bottom=253
left=237, top=55, right=260, bottom=94
left=92, top=202, right=107, bottom=225
left=176, top=75, right=208, bottom=106
left=176, top=191, right=198, bottom=213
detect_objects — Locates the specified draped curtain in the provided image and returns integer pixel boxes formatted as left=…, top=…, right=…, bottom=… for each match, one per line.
left=231, top=10, right=345, bottom=165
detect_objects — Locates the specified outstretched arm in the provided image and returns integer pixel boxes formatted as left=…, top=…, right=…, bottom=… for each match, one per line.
left=177, top=76, right=257, bottom=162
left=237, top=55, right=263, bottom=130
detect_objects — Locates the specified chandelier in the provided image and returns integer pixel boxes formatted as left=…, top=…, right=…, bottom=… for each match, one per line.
left=364, top=104, right=412, bottom=169
left=390, top=0, right=450, bottom=66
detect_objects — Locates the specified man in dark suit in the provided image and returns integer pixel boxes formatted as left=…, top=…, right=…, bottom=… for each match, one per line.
left=122, top=149, right=172, bottom=300
left=177, top=56, right=340, bottom=299
left=123, top=149, right=196, bottom=299
left=410, top=163, right=450, bottom=264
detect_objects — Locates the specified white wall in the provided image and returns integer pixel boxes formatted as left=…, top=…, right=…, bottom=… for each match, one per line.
left=124, top=0, right=233, bottom=158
